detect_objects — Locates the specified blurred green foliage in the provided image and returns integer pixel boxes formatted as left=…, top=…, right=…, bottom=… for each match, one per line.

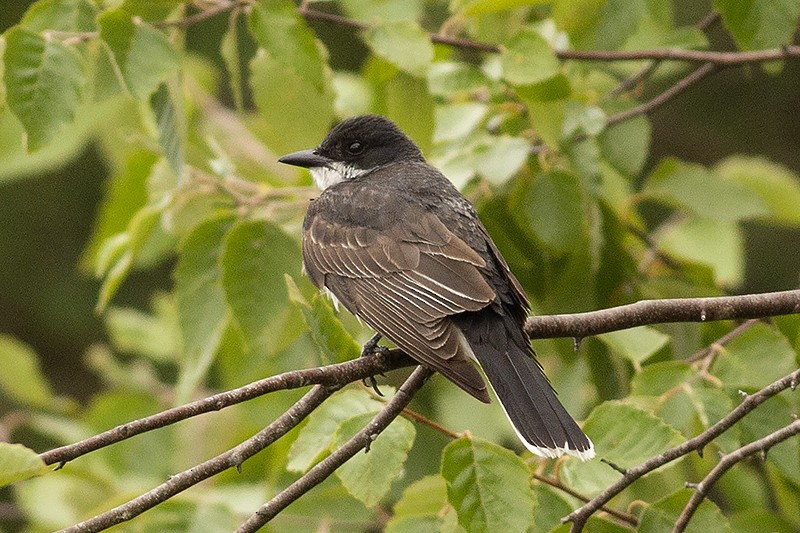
left=0, top=0, right=799, bottom=531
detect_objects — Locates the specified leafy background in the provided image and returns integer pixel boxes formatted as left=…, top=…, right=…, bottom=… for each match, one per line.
left=0, top=0, right=799, bottom=531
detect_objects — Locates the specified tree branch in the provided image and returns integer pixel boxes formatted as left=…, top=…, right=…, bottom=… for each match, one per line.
left=235, top=366, right=434, bottom=532
left=605, top=63, right=719, bottom=126
left=40, top=350, right=415, bottom=467
left=563, top=368, right=800, bottom=531
left=58, top=384, right=337, bottom=533
left=525, top=290, right=800, bottom=340
left=609, top=11, right=721, bottom=97
left=673, top=418, right=800, bottom=533
left=531, top=473, right=638, bottom=527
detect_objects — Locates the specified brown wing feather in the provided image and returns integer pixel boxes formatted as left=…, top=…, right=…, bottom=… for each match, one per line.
left=304, top=210, right=496, bottom=402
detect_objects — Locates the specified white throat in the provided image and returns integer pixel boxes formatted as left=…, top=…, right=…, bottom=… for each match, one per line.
left=309, top=161, right=368, bottom=190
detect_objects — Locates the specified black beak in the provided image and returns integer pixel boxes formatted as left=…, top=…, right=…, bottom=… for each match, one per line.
left=278, top=149, right=331, bottom=169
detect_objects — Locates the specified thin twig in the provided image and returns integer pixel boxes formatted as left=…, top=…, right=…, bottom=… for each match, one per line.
left=609, top=11, right=720, bottom=97
left=58, top=385, right=338, bottom=533
left=605, top=63, right=719, bottom=126
left=686, top=319, right=760, bottom=363
left=559, top=46, right=800, bottom=65
left=525, top=289, right=800, bottom=340
left=152, top=0, right=249, bottom=29
left=531, top=473, right=638, bottom=527
left=673, top=419, right=800, bottom=532
left=297, top=6, right=800, bottom=66
left=236, top=366, right=433, bottom=532
left=563, top=368, right=800, bottom=531
left=40, top=350, right=414, bottom=467
left=400, top=408, right=462, bottom=439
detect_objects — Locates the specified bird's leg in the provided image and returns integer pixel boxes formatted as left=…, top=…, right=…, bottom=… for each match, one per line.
left=361, top=332, right=387, bottom=396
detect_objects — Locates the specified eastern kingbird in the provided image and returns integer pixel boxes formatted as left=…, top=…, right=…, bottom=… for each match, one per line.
left=279, top=115, right=594, bottom=460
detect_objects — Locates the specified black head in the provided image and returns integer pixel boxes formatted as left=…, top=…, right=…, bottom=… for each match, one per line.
left=278, top=115, right=424, bottom=189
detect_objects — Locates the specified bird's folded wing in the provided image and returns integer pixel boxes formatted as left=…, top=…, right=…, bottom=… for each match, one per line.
left=303, top=210, right=496, bottom=401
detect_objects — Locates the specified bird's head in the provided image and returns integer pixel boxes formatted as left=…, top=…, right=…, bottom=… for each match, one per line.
left=278, top=115, right=424, bottom=190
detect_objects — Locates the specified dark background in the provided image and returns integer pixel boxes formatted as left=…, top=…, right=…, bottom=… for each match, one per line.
left=0, top=0, right=798, bottom=401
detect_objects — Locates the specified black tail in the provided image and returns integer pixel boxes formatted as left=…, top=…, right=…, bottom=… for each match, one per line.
left=458, top=311, right=594, bottom=460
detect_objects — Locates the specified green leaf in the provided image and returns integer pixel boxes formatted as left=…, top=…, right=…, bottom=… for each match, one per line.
left=563, top=101, right=606, bottom=139
left=248, top=0, right=328, bottom=91
left=150, top=83, right=183, bottom=181
left=631, top=361, right=693, bottom=396
left=0, top=443, right=49, bottom=487
left=340, top=0, right=424, bottom=23
left=221, top=221, right=304, bottom=358
left=711, top=322, right=797, bottom=390
left=82, top=149, right=158, bottom=271
left=249, top=49, right=334, bottom=154
left=657, top=217, right=744, bottom=287
left=98, top=9, right=179, bottom=99
left=105, top=297, right=179, bottom=362
left=96, top=204, right=166, bottom=311
left=287, top=390, right=385, bottom=472
left=433, top=103, right=487, bottom=143
left=120, top=0, right=183, bottom=20
left=441, top=437, right=535, bottom=533
left=552, top=0, right=610, bottom=42
left=287, top=276, right=361, bottom=364
left=598, top=113, right=651, bottom=177
left=643, top=158, right=770, bottom=222
left=561, top=401, right=684, bottom=494
left=474, top=135, right=530, bottom=185
left=392, top=475, right=448, bottom=517
left=714, top=0, right=800, bottom=50
left=365, top=21, right=434, bottom=77
left=20, top=0, right=97, bottom=32
left=385, top=72, right=435, bottom=154
left=521, top=170, right=587, bottom=254
left=0, top=335, right=54, bottom=407
left=220, top=18, right=244, bottom=112
left=460, top=0, right=550, bottom=15
left=598, top=326, right=670, bottom=364
left=522, top=98, right=566, bottom=147
left=427, top=62, right=490, bottom=97
left=333, top=412, right=416, bottom=507
left=564, top=0, right=648, bottom=50
left=639, top=489, right=731, bottom=533
left=3, top=27, right=84, bottom=151
left=174, top=216, right=233, bottom=402
left=332, top=71, right=374, bottom=118
left=501, top=28, right=559, bottom=85
left=715, top=156, right=800, bottom=226
left=532, top=484, right=573, bottom=532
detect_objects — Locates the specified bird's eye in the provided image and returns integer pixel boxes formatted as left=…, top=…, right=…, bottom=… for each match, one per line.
left=346, top=141, right=364, bottom=155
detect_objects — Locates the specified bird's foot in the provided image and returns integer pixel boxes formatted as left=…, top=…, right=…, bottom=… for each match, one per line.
left=361, top=333, right=387, bottom=396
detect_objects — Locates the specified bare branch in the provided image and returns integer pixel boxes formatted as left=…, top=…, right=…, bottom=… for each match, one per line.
left=58, top=385, right=336, bottom=533
left=563, top=368, right=800, bottom=531
left=531, top=473, right=638, bottom=527
left=673, top=419, right=800, bottom=532
left=686, top=318, right=760, bottom=363
left=525, top=290, right=800, bottom=340
left=236, top=366, right=434, bottom=532
left=605, top=62, right=719, bottom=126
left=41, top=350, right=415, bottom=467
left=152, top=0, right=250, bottom=29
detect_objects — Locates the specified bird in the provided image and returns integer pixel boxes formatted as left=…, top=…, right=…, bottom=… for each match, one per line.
left=279, top=115, right=594, bottom=460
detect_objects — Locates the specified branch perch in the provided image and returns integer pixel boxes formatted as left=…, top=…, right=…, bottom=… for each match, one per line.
left=236, top=366, right=433, bottom=532
left=58, top=385, right=337, bottom=533
left=673, top=419, right=800, bottom=532
left=563, top=368, right=800, bottom=531
left=525, top=289, right=800, bottom=340
left=41, top=350, right=415, bottom=466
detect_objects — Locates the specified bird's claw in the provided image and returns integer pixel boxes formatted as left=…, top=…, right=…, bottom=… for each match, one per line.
left=361, top=333, right=387, bottom=395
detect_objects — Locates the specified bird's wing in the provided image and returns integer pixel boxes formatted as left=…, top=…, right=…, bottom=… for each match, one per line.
left=303, top=209, right=496, bottom=401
